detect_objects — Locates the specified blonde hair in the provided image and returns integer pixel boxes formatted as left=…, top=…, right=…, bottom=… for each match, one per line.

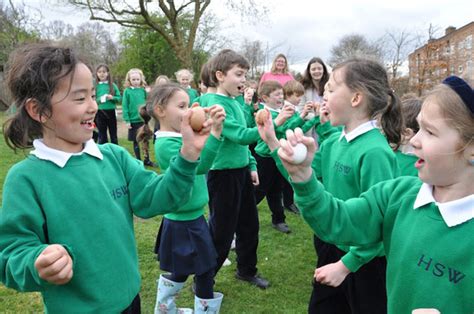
left=175, top=69, right=193, bottom=81
left=154, top=75, right=170, bottom=86
left=424, top=84, right=474, bottom=148
left=124, top=68, right=147, bottom=88
left=270, top=53, right=290, bottom=74
left=258, top=80, right=283, bottom=97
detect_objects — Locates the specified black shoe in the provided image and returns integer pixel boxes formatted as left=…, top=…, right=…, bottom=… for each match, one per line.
left=285, top=203, right=300, bottom=214
left=235, top=273, right=270, bottom=289
left=272, top=222, right=291, bottom=234
left=143, top=159, right=155, bottom=167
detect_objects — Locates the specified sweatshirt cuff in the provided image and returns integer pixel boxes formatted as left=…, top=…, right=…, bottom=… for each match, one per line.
left=290, top=172, right=319, bottom=198
left=175, top=153, right=199, bottom=174
left=341, top=253, right=361, bottom=273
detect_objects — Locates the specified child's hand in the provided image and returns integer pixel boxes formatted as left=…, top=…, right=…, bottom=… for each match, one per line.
left=250, top=170, right=259, bottom=186
left=257, top=109, right=279, bottom=151
left=180, top=109, right=213, bottom=161
left=411, top=309, right=441, bottom=314
left=278, top=128, right=317, bottom=182
left=300, top=101, right=313, bottom=119
left=208, top=105, right=226, bottom=139
left=127, top=123, right=132, bottom=129
left=314, top=260, right=351, bottom=287
left=34, top=244, right=73, bottom=285
left=319, top=102, right=329, bottom=124
left=106, top=94, right=113, bottom=100
left=274, top=103, right=294, bottom=126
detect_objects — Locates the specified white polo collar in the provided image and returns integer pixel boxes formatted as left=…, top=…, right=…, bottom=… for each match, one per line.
left=30, top=139, right=103, bottom=168
left=263, top=104, right=281, bottom=113
left=339, top=120, right=378, bottom=142
left=98, top=81, right=108, bottom=84
left=413, top=183, right=474, bottom=227
left=155, top=131, right=182, bottom=138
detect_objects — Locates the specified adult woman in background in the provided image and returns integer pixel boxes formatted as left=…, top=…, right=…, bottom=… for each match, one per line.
left=298, top=57, right=329, bottom=112
left=259, top=53, right=294, bottom=87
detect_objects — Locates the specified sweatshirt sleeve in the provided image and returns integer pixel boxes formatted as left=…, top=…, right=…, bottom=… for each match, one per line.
left=291, top=173, right=393, bottom=247
left=115, top=146, right=198, bottom=218
left=112, top=84, right=121, bottom=103
left=221, top=115, right=260, bottom=145
left=122, top=89, right=130, bottom=123
left=341, top=243, right=385, bottom=272
left=0, top=166, right=75, bottom=292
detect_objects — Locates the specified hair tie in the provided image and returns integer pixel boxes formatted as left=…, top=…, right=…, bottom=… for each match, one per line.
left=442, top=76, right=474, bottom=115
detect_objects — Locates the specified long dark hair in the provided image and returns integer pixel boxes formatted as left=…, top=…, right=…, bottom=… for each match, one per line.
left=333, top=58, right=403, bottom=149
left=300, top=57, right=329, bottom=97
left=3, top=43, right=82, bottom=150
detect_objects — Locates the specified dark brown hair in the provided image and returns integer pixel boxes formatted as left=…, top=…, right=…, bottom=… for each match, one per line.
left=95, top=64, right=116, bottom=96
left=146, top=83, right=186, bottom=121
left=209, top=49, right=250, bottom=85
left=283, top=80, right=305, bottom=98
left=3, top=43, right=82, bottom=150
left=258, top=80, right=283, bottom=97
left=333, top=58, right=403, bottom=149
left=300, top=57, right=329, bottom=96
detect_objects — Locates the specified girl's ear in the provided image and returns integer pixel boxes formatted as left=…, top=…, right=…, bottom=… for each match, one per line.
left=24, top=98, right=47, bottom=123
left=215, top=71, right=225, bottom=82
left=350, top=92, right=363, bottom=108
left=154, top=106, right=166, bottom=118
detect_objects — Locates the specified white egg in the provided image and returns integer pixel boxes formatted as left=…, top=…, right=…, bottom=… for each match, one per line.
left=291, top=143, right=307, bottom=164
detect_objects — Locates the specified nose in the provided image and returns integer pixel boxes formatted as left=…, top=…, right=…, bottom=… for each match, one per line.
left=88, top=95, right=98, bottom=114
left=409, top=130, right=421, bottom=148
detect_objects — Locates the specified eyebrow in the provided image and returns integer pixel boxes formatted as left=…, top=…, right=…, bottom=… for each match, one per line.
left=417, top=116, right=438, bottom=131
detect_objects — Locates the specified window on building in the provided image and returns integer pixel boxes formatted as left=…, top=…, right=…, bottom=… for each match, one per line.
left=450, top=66, right=455, bottom=75
left=458, top=65, right=463, bottom=74
left=466, top=35, right=472, bottom=50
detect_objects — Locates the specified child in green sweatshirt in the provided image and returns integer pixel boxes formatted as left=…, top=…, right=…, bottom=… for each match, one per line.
left=148, top=83, right=226, bottom=313
left=0, top=43, right=213, bottom=313
left=265, top=75, right=473, bottom=313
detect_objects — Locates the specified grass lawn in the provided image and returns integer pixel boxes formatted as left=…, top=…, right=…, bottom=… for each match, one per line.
left=0, top=111, right=317, bottom=313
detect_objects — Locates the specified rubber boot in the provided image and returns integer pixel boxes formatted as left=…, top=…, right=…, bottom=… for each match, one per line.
left=194, top=292, right=224, bottom=314
left=154, top=274, right=192, bottom=314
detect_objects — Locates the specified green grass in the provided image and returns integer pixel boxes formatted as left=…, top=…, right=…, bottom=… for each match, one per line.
left=0, top=111, right=316, bottom=313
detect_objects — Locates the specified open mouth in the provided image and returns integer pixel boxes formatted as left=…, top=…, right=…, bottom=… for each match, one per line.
left=81, top=119, right=96, bottom=130
left=414, top=158, right=425, bottom=169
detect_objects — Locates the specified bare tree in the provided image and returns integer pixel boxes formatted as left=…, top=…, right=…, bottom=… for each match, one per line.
left=41, top=20, right=75, bottom=41
left=240, top=39, right=265, bottom=79
left=329, top=33, right=383, bottom=66
left=64, top=0, right=267, bottom=68
left=381, top=29, right=418, bottom=79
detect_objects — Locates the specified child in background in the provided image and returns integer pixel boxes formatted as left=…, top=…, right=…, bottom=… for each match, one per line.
left=175, top=69, right=199, bottom=103
left=273, top=75, right=473, bottom=313
left=149, top=83, right=226, bottom=313
left=204, top=49, right=269, bottom=289
left=94, top=64, right=121, bottom=144
left=0, top=43, right=211, bottom=313
left=194, top=61, right=217, bottom=107
left=122, top=68, right=148, bottom=161
left=397, top=95, right=422, bottom=176
left=155, top=75, right=170, bottom=86
left=262, top=59, right=402, bottom=313
left=136, top=106, right=155, bottom=167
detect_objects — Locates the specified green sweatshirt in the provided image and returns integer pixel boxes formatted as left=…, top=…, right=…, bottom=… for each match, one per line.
left=95, top=82, right=121, bottom=110
left=0, top=144, right=198, bottom=313
left=255, top=109, right=319, bottom=157
left=155, top=132, right=222, bottom=221
left=235, top=95, right=257, bottom=128
left=313, top=128, right=397, bottom=271
left=293, top=176, right=473, bottom=313
left=187, top=87, right=199, bottom=104
left=202, top=93, right=259, bottom=171
left=122, top=87, right=146, bottom=123
left=396, top=150, right=418, bottom=176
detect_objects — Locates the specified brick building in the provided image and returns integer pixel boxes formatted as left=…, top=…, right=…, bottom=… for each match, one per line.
left=408, top=22, right=473, bottom=95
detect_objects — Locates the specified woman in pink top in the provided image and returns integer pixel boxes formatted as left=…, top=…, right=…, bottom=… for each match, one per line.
left=259, top=53, right=294, bottom=87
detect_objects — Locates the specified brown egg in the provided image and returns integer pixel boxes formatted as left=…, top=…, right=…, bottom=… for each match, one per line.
left=190, top=106, right=206, bottom=131
left=255, top=109, right=270, bottom=125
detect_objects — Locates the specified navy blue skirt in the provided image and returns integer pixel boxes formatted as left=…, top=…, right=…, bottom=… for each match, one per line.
left=156, top=216, right=217, bottom=276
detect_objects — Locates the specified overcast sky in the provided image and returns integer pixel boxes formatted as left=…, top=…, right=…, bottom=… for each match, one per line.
left=23, top=0, right=473, bottom=71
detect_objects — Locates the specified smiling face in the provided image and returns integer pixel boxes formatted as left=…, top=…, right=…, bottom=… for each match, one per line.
left=216, top=64, right=247, bottom=97
left=274, top=57, right=287, bottom=72
left=410, top=101, right=471, bottom=187
left=155, top=89, right=190, bottom=133
left=178, top=72, right=191, bottom=88
left=309, top=62, right=324, bottom=82
left=40, top=63, right=97, bottom=153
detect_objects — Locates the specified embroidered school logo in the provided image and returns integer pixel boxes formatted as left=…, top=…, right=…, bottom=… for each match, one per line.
left=417, top=254, right=466, bottom=284
left=110, top=185, right=129, bottom=200
left=333, top=161, right=352, bottom=175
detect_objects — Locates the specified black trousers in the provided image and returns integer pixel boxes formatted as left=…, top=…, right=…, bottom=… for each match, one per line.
left=96, top=109, right=118, bottom=144
left=308, top=236, right=387, bottom=314
left=281, top=178, right=294, bottom=208
left=121, top=294, right=140, bottom=314
left=254, top=155, right=286, bottom=224
left=208, top=167, right=260, bottom=277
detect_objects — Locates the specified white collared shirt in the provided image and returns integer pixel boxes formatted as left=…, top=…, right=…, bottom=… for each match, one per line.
left=30, top=139, right=103, bottom=168
left=155, top=131, right=182, bottom=138
left=413, top=183, right=474, bottom=227
left=98, top=81, right=108, bottom=84
left=339, top=120, right=378, bottom=143
left=263, top=104, right=281, bottom=113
